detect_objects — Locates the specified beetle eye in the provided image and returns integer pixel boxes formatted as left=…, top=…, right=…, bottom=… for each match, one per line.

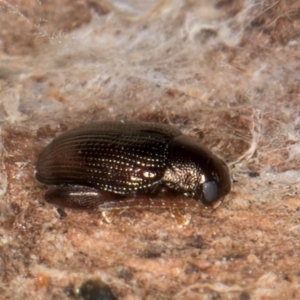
left=202, top=181, right=218, bottom=204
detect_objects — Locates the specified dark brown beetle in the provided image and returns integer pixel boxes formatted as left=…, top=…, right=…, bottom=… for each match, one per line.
left=36, top=121, right=231, bottom=210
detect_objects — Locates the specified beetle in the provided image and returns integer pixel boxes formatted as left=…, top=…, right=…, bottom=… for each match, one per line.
left=36, top=121, right=231, bottom=210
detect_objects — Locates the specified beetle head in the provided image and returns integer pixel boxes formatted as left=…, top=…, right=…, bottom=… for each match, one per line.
left=164, top=135, right=231, bottom=206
